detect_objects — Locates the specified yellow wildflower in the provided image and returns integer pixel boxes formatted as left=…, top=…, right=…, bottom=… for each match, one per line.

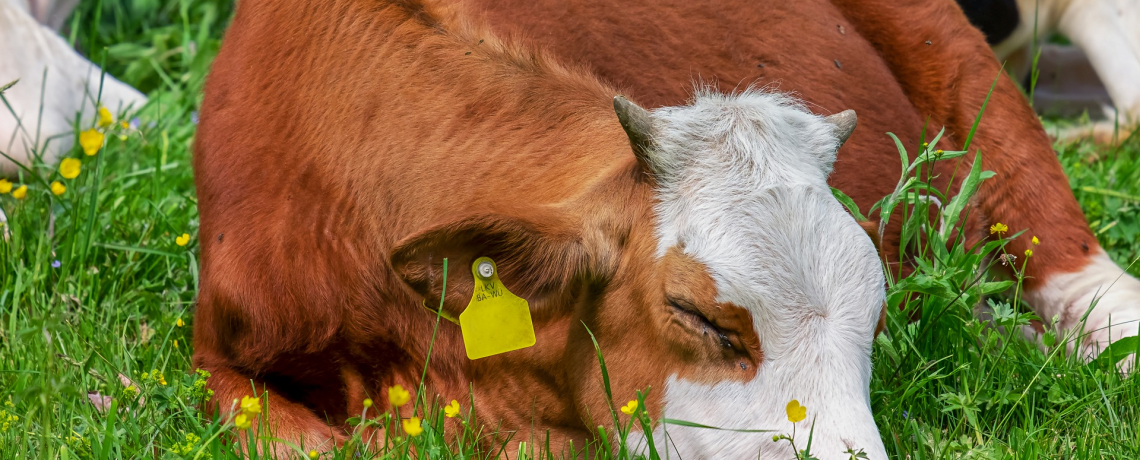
left=173, top=340, right=179, bottom=348
left=620, top=400, right=638, bottom=415
left=97, top=106, right=113, bottom=128
left=176, top=233, right=191, bottom=246
left=989, top=222, right=1008, bottom=235
left=786, top=400, right=807, bottom=424
left=12, top=185, right=27, bottom=200
left=1025, top=249, right=1033, bottom=257
left=176, top=318, right=185, bottom=327
left=362, top=398, right=373, bottom=409
left=234, top=413, right=252, bottom=430
left=402, top=417, right=423, bottom=437
left=120, top=120, right=129, bottom=129
left=1032, top=236, right=1040, bottom=245
left=444, top=400, right=460, bottom=418
left=388, top=385, right=410, bottom=407
left=309, top=450, right=319, bottom=459
left=240, top=395, right=262, bottom=415
left=51, top=181, right=66, bottom=196
left=0, top=179, right=11, bottom=194
left=60, top=158, right=81, bottom=179
left=79, top=129, right=104, bottom=156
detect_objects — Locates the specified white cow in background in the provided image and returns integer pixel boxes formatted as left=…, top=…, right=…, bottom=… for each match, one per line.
left=10, top=0, right=78, bottom=31
left=1, top=0, right=146, bottom=175
left=962, top=0, right=1140, bottom=142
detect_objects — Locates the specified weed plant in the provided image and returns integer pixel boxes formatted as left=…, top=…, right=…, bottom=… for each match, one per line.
left=1, top=0, right=1139, bottom=458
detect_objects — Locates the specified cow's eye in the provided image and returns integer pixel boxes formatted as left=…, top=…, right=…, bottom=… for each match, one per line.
left=667, top=297, right=733, bottom=349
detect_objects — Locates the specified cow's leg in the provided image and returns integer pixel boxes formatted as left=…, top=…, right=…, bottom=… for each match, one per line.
left=1057, top=0, right=1140, bottom=126
left=201, top=361, right=345, bottom=456
left=1025, top=252, right=1140, bottom=364
left=832, top=0, right=1140, bottom=363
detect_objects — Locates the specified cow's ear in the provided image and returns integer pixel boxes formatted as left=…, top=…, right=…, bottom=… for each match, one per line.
left=390, top=212, right=590, bottom=316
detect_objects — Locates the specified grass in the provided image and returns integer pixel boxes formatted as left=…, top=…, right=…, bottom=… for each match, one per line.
left=1, top=0, right=1139, bottom=458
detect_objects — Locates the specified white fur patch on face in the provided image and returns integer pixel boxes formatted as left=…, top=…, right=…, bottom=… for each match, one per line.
left=1025, top=250, right=1140, bottom=367
left=637, top=90, right=888, bottom=459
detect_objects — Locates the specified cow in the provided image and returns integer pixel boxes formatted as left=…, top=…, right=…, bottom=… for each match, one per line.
left=192, top=0, right=890, bottom=458
left=454, top=0, right=1140, bottom=364
left=958, top=0, right=1140, bottom=141
left=0, top=0, right=146, bottom=176
left=8, top=0, right=77, bottom=31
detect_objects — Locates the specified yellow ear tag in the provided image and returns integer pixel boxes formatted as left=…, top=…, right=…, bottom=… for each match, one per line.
left=459, top=257, right=537, bottom=360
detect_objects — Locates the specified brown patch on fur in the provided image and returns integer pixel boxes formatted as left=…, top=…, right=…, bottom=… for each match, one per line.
left=193, top=0, right=636, bottom=451
left=659, top=246, right=763, bottom=381
left=457, top=0, right=1102, bottom=322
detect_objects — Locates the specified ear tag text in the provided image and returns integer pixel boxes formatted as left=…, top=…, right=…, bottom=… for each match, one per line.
left=459, top=257, right=536, bottom=359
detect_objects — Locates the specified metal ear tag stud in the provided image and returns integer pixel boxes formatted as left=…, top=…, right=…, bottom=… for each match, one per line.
left=459, top=257, right=536, bottom=359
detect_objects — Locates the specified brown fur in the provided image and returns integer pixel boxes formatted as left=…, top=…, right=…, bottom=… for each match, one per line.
left=195, top=0, right=1106, bottom=454
left=455, top=0, right=1100, bottom=296
left=194, top=0, right=757, bottom=453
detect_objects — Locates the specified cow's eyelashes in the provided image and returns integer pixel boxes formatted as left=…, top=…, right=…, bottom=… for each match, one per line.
left=667, top=297, right=733, bottom=348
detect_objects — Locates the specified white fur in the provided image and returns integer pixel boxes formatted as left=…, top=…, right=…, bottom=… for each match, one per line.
left=1, top=0, right=146, bottom=175
left=8, top=0, right=78, bottom=31
left=631, top=90, right=888, bottom=459
left=996, top=0, right=1140, bottom=125
left=1025, top=250, right=1140, bottom=367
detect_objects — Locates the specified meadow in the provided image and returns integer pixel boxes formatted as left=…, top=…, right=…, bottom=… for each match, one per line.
left=1, top=0, right=1138, bottom=458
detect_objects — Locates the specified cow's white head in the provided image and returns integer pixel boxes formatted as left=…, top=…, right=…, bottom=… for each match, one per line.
left=390, top=89, right=886, bottom=459
left=614, top=90, right=888, bottom=460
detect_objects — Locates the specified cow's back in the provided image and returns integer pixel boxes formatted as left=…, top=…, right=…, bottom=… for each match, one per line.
left=458, top=0, right=929, bottom=212
left=192, top=0, right=632, bottom=414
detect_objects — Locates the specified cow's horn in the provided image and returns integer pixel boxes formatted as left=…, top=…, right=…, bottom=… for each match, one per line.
left=825, top=109, right=857, bottom=146
left=613, top=96, right=655, bottom=164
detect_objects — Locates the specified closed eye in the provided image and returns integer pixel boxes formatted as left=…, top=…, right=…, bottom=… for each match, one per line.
left=667, top=297, right=733, bottom=349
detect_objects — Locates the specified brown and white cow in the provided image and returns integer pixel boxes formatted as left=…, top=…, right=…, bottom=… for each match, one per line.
left=193, top=0, right=889, bottom=457
left=456, top=0, right=1140, bottom=361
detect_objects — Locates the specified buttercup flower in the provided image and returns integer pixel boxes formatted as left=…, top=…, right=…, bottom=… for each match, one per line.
left=51, top=181, right=66, bottom=196
left=0, top=179, right=11, bottom=194
left=309, top=450, right=319, bottom=459
left=620, top=400, right=638, bottom=415
left=240, top=395, right=262, bottom=415
left=11, top=185, right=26, bottom=200
left=176, top=318, right=185, bottom=327
left=786, top=400, right=807, bottom=424
left=1032, top=236, right=1040, bottom=245
left=98, top=106, right=113, bottom=128
left=1025, top=249, right=1033, bottom=257
left=60, top=158, right=81, bottom=179
left=402, top=417, right=423, bottom=437
left=234, top=413, right=252, bottom=430
left=989, top=222, right=1008, bottom=235
left=363, top=398, right=373, bottom=409
left=444, top=399, right=460, bottom=418
left=176, top=233, right=191, bottom=246
left=173, top=340, right=179, bottom=349
left=389, top=385, right=410, bottom=407
left=79, top=129, right=104, bottom=156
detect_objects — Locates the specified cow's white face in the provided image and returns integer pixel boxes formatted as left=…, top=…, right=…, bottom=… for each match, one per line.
left=620, top=91, right=887, bottom=459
